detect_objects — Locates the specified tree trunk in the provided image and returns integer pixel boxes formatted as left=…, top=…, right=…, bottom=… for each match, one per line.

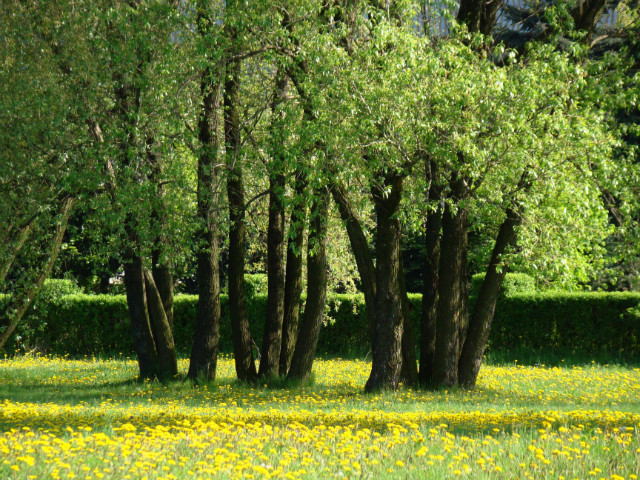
left=123, top=253, right=158, bottom=380
left=0, top=221, right=33, bottom=290
left=287, top=188, right=329, bottom=382
left=365, top=175, right=404, bottom=392
left=144, top=269, right=178, bottom=379
left=571, top=0, right=607, bottom=42
left=0, top=198, right=74, bottom=351
left=148, top=138, right=175, bottom=330
left=260, top=171, right=286, bottom=378
left=399, top=252, right=418, bottom=387
left=260, top=71, right=289, bottom=378
left=224, top=24, right=257, bottom=383
left=457, top=0, right=501, bottom=35
left=419, top=159, right=442, bottom=386
left=458, top=207, right=523, bottom=388
left=152, top=262, right=174, bottom=329
left=188, top=2, right=222, bottom=382
left=330, top=181, right=377, bottom=337
left=432, top=199, right=469, bottom=388
left=279, top=171, right=308, bottom=376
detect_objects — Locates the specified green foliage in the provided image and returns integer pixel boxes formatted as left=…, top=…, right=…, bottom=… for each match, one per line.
left=6, top=288, right=640, bottom=360
left=243, top=274, right=268, bottom=298
left=470, top=273, right=536, bottom=298
left=490, top=292, right=640, bottom=358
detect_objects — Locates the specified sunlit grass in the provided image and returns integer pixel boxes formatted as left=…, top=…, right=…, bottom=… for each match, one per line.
left=1, top=355, right=639, bottom=479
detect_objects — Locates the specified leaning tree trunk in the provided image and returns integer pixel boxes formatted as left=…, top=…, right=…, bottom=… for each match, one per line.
left=330, top=181, right=377, bottom=337
left=365, top=175, right=405, bottom=392
left=145, top=135, right=174, bottom=331
left=0, top=197, right=74, bottom=351
left=280, top=171, right=308, bottom=376
left=144, top=269, right=178, bottom=379
left=458, top=206, right=523, bottom=389
left=419, top=159, right=442, bottom=386
left=188, top=61, right=223, bottom=382
left=123, top=252, right=158, bottom=380
left=224, top=24, right=257, bottom=382
left=0, top=221, right=33, bottom=290
left=432, top=199, right=469, bottom=388
left=287, top=187, right=329, bottom=382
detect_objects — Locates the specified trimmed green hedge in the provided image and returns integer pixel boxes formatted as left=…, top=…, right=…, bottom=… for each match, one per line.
left=490, top=292, right=640, bottom=355
left=470, top=273, right=536, bottom=297
left=2, top=288, right=640, bottom=358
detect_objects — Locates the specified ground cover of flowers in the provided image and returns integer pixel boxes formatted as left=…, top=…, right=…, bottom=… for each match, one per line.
left=1, top=355, right=639, bottom=479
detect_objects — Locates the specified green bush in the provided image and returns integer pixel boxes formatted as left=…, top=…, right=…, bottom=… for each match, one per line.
left=1, top=279, right=85, bottom=353
left=243, top=274, right=268, bottom=297
left=470, top=272, right=535, bottom=298
left=3, top=283, right=640, bottom=359
left=490, top=292, right=640, bottom=356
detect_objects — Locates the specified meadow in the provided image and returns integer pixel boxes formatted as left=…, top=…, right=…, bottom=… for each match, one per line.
left=1, top=355, right=639, bottom=479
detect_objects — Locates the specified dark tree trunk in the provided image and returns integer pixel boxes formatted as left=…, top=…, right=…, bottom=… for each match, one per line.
left=432, top=197, right=469, bottom=388
left=365, top=175, right=405, bottom=392
left=260, top=171, right=286, bottom=378
left=152, top=262, right=174, bottom=329
left=330, top=181, right=377, bottom=336
left=571, top=0, right=607, bottom=41
left=188, top=60, right=222, bottom=382
left=457, top=207, right=521, bottom=388
left=279, top=171, right=308, bottom=376
left=457, top=0, right=501, bottom=35
left=260, top=71, right=289, bottom=378
left=0, top=198, right=74, bottom=351
left=147, top=138, right=175, bottom=330
left=123, top=253, right=158, bottom=380
left=399, top=252, right=418, bottom=387
left=144, top=269, right=178, bottom=379
left=287, top=188, right=329, bottom=382
left=224, top=26, right=257, bottom=383
left=419, top=159, right=442, bottom=386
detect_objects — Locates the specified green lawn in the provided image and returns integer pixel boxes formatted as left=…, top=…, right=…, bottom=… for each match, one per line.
left=1, top=355, right=639, bottom=479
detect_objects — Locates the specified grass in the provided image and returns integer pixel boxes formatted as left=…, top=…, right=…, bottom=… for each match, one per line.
left=0, top=355, right=639, bottom=479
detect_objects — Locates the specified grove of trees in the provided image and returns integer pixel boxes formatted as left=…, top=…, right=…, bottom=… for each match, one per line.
left=1, top=0, right=638, bottom=391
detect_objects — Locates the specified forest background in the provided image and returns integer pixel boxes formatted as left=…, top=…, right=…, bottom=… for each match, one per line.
left=0, top=0, right=639, bottom=392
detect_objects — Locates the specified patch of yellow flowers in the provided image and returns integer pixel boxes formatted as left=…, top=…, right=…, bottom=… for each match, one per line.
left=1, top=356, right=639, bottom=479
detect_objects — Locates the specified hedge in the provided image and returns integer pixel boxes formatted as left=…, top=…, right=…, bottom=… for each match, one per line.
left=2, top=287, right=640, bottom=358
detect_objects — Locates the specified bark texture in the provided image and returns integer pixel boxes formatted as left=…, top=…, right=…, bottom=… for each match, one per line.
left=123, top=254, right=158, bottom=380
left=279, top=172, right=308, bottom=376
left=330, top=181, right=377, bottom=336
left=432, top=200, right=469, bottom=388
left=260, top=72, right=289, bottom=378
left=365, top=175, right=405, bottom=392
left=457, top=0, right=502, bottom=35
left=287, top=188, right=329, bottom=382
left=419, top=160, right=442, bottom=386
left=144, top=269, right=178, bottom=379
left=224, top=24, right=257, bottom=382
left=260, top=171, right=286, bottom=378
left=457, top=207, right=521, bottom=388
left=188, top=58, right=222, bottom=382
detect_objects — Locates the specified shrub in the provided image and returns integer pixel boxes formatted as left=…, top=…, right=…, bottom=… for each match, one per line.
left=490, top=292, right=640, bottom=357
left=470, top=272, right=535, bottom=298
left=3, top=283, right=640, bottom=360
left=244, top=274, right=268, bottom=297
